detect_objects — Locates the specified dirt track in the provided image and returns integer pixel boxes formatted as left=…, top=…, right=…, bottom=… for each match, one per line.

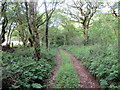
left=63, top=49, right=100, bottom=88
left=47, top=49, right=100, bottom=88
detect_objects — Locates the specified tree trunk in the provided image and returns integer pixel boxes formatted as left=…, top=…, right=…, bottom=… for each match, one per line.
left=83, top=27, right=89, bottom=45
left=29, top=2, right=41, bottom=60
left=1, top=2, right=8, bottom=45
left=1, top=11, right=8, bottom=44
left=25, top=2, right=34, bottom=47
left=83, top=18, right=89, bottom=45
left=45, top=20, right=49, bottom=49
left=44, top=0, right=49, bottom=49
left=33, top=30, right=41, bottom=60
left=1, top=23, right=7, bottom=43
left=7, top=22, right=13, bottom=46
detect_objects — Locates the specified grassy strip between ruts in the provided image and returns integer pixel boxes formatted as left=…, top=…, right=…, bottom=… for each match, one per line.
left=54, top=49, right=79, bottom=88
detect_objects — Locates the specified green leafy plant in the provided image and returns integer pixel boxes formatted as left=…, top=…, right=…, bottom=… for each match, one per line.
left=2, top=47, right=56, bottom=89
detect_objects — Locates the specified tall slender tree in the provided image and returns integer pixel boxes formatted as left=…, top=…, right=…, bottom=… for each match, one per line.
left=44, top=0, right=60, bottom=48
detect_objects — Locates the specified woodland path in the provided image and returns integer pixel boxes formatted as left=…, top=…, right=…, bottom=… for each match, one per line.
left=63, top=49, right=100, bottom=88
left=46, top=49, right=100, bottom=88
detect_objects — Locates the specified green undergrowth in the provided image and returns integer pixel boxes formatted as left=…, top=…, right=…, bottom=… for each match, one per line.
left=63, top=44, right=119, bottom=88
left=2, top=47, right=56, bottom=89
left=54, top=49, right=79, bottom=88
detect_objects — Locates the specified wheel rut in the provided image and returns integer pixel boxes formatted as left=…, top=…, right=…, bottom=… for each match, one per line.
left=45, top=49, right=61, bottom=88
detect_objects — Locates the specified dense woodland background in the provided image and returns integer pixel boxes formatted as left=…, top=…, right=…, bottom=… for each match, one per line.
left=0, top=0, right=120, bottom=89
